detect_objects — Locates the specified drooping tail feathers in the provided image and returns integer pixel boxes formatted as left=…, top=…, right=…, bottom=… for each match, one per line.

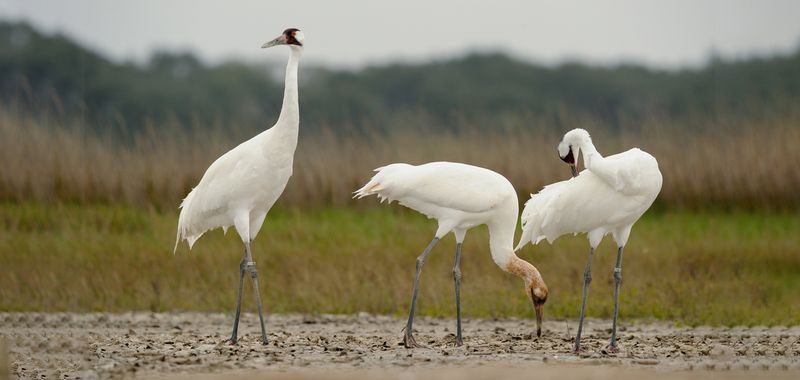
left=514, top=181, right=566, bottom=251
left=353, top=163, right=411, bottom=203
left=174, top=187, right=202, bottom=253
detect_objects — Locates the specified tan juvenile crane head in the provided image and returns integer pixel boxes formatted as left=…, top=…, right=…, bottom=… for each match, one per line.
left=507, top=256, right=549, bottom=337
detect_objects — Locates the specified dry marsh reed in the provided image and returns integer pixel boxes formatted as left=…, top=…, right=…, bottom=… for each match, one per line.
left=1, top=106, right=798, bottom=210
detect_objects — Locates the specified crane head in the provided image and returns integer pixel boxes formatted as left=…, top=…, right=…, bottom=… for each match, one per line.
left=529, top=283, right=548, bottom=337
left=262, top=28, right=305, bottom=49
left=507, top=256, right=548, bottom=338
left=559, top=128, right=590, bottom=177
left=558, top=142, right=578, bottom=177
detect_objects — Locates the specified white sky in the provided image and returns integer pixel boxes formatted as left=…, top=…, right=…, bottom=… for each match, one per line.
left=1, top=0, right=799, bottom=68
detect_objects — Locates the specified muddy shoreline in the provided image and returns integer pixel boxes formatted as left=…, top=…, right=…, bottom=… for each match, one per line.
left=2, top=313, right=799, bottom=378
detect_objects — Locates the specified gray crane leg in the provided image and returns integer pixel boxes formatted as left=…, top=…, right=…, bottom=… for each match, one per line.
left=609, top=246, right=625, bottom=352
left=243, top=241, right=269, bottom=345
left=227, top=250, right=247, bottom=344
left=403, top=237, right=440, bottom=348
left=452, top=242, right=464, bottom=346
left=574, top=247, right=595, bottom=353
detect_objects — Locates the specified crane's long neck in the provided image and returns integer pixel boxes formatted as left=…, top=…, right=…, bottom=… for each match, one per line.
left=275, top=46, right=301, bottom=132
left=575, top=134, right=603, bottom=170
left=488, top=212, right=544, bottom=286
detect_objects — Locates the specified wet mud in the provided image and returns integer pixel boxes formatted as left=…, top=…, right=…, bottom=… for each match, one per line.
left=2, top=313, right=799, bottom=379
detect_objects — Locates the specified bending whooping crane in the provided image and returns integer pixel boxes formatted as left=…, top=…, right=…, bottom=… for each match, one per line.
left=515, top=128, right=662, bottom=353
left=355, top=162, right=548, bottom=348
left=174, top=28, right=305, bottom=345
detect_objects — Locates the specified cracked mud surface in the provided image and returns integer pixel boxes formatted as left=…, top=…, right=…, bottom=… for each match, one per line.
left=2, top=313, right=799, bottom=379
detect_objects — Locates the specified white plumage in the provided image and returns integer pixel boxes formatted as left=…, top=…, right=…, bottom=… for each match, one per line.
left=355, top=161, right=547, bottom=347
left=355, top=162, right=515, bottom=243
left=515, top=128, right=662, bottom=353
left=515, top=147, right=662, bottom=250
left=174, top=117, right=298, bottom=250
left=174, top=28, right=305, bottom=345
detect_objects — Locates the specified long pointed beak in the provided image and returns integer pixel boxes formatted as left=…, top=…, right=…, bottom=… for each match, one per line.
left=560, top=147, right=577, bottom=177
left=262, top=35, right=286, bottom=49
left=534, top=303, right=543, bottom=337
left=570, top=164, right=578, bottom=178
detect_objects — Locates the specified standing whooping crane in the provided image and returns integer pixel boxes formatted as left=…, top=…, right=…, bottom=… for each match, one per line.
left=355, top=162, right=548, bottom=348
left=174, top=28, right=305, bottom=345
left=515, top=128, right=662, bottom=353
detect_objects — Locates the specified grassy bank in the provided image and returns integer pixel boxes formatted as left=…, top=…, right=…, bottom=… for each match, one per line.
left=2, top=202, right=798, bottom=326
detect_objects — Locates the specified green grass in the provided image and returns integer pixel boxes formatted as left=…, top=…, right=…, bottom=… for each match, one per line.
left=1, top=202, right=798, bottom=326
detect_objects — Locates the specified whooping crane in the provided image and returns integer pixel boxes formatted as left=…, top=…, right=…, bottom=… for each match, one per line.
left=174, top=28, right=305, bottom=345
left=515, top=128, right=662, bottom=353
left=355, top=162, right=548, bottom=348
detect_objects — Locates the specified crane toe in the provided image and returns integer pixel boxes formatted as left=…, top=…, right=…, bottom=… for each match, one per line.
left=402, top=332, right=424, bottom=348
left=604, top=343, right=622, bottom=355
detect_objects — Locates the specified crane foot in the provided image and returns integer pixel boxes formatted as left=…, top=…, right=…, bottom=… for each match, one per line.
left=403, top=331, right=423, bottom=348
left=604, top=343, right=621, bottom=354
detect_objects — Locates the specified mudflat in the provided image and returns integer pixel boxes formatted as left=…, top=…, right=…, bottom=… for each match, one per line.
left=2, top=313, right=799, bottom=379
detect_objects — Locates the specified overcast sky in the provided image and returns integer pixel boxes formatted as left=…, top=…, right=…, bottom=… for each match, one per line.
left=1, top=0, right=799, bottom=69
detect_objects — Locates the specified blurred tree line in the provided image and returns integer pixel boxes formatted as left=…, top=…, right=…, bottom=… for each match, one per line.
left=2, top=20, right=799, bottom=135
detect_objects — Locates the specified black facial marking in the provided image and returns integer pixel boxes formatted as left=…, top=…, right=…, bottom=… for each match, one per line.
left=531, top=288, right=547, bottom=305
left=283, top=28, right=302, bottom=46
left=561, top=146, right=575, bottom=165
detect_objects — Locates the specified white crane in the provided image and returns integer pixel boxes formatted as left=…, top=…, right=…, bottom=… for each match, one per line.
left=174, top=28, right=305, bottom=345
left=355, top=162, right=548, bottom=348
left=515, top=128, right=662, bottom=353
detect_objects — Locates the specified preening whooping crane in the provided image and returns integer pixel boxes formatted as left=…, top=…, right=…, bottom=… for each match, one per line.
left=355, top=162, right=548, bottom=348
left=174, top=28, right=305, bottom=345
left=515, top=129, right=662, bottom=353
